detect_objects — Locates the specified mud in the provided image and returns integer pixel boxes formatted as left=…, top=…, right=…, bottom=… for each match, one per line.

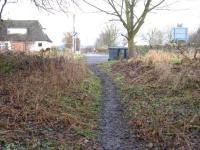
left=90, top=65, right=145, bottom=150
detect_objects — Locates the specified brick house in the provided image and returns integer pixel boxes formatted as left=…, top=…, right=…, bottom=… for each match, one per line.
left=0, top=20, right=52, bottom=52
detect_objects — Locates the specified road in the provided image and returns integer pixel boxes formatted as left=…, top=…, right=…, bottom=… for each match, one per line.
left=84, top=53, right=109, bottom=64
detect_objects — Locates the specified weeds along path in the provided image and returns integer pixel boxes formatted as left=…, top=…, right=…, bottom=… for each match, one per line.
left=90, top=65, right=143, bottom=150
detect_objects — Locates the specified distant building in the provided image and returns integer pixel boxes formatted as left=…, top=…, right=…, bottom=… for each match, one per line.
left=0, top=20, right=52, bottom=51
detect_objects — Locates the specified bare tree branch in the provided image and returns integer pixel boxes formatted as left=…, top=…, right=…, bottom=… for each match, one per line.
left=82, top=0, right=117, bottom=16
left=148, top=0, right=165, bottom=11
left=95, top=23, right=119, bottom=49
left=82, top=0, right=167, bottom=57
left=0, top=0, right=8, bottom=20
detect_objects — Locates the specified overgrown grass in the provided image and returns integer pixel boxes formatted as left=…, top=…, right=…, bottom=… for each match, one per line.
left=0, top=51, right=101, bottom=149
left=99, top=50, right=200, bottom=149
left=98, top=60, right=118, bottom=73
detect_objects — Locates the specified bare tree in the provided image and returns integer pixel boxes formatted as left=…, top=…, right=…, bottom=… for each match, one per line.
left=0, top=0, right=10, bottom=21
left=0, top=0, right=76, bottom=21
left=83, top=0, right=166, bottom=57
left=63, top=32, right=81, bottom=51
left=95, top=23, right=119, bottom=49
left=142, top=28, right=163, bottom=48
left=30, top=0, right=76, bottom=13
left=189, top=28, right=200, bottom=47
left=165, top=26, right=173, bottom=44
left=63, top=32, right=73, bottom=49
left=189, top=27, right=200, bottom=59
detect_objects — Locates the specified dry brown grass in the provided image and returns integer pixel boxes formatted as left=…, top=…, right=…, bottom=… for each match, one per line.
left=106, top=50, right=200, bottom=149
left=128, top=50, right=200, bottom=89
left=0, top=52, right=99, bottom=149
left=142, top=50, right=179, bottom=64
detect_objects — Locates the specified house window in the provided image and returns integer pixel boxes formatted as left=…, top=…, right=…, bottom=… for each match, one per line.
left=7, top=28, right=27, bottom=35
left=38, top=43, right=42, bottom=47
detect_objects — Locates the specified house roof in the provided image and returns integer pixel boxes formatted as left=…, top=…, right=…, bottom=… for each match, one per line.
left=0, top=20, right=52, bottom=42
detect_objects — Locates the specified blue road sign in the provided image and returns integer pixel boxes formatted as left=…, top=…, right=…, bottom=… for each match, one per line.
left=171, top=27, right=188, bottom=41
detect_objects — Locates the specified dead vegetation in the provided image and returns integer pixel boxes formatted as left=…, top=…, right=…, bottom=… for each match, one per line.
left=0, top=51, right=101, bottom=149
left=102, top=50, right=200, bottom=149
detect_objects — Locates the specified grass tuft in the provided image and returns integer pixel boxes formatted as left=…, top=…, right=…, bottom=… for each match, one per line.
left=0, top=51, right=101, bottom=149
left=100, top=50, right=200, bottom=149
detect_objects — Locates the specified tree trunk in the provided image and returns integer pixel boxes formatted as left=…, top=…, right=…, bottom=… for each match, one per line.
left=127, top=36, right=135, bottom=58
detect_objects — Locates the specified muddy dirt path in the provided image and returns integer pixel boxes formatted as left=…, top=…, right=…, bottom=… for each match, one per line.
left=90, top=65, right=144, bottom=150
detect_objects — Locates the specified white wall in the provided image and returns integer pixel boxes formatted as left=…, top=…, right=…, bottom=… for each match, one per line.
left=0, top=41, right=52, bottom=51
left=0, top=41, right=11, bottom=50
left=29, top=41, right=52, bottom=51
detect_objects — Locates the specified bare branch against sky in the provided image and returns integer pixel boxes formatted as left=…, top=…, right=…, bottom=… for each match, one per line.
left=82, top=0, right=167, bottom=57
left=0, top=0, right=76, bottom=21
left=0, top=0, right=9, bottom=20
left=1, top=0, right=199, bottom=46
left=31, top=0, right=77, bottom=13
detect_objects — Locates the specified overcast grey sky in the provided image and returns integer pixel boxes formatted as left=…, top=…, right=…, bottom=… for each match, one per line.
left=2, top=0, right=200, bottom=46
